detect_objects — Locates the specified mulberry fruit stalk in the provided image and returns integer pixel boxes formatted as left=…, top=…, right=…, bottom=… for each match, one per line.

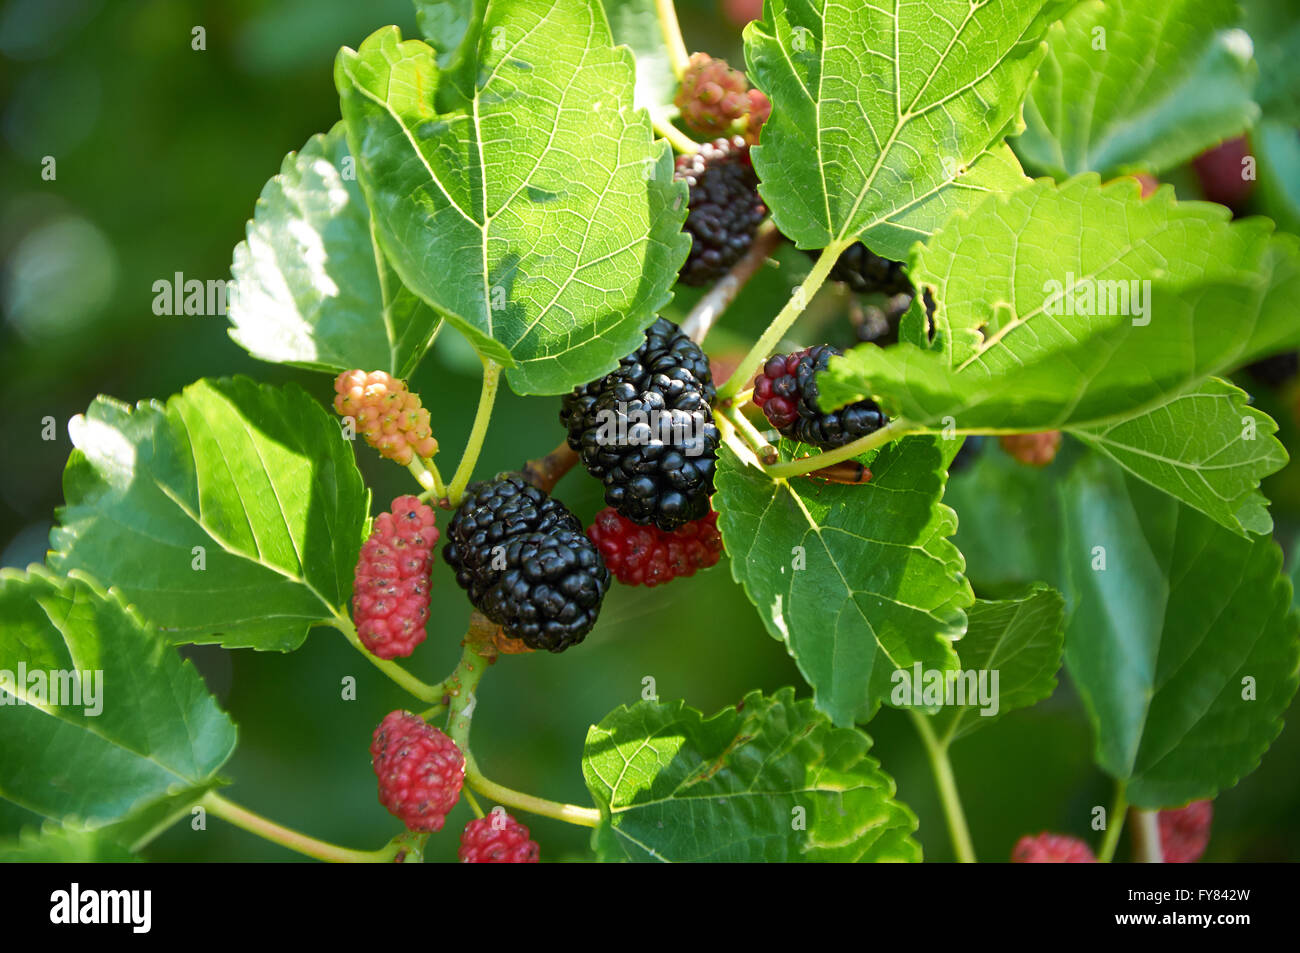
left=370, top=710, right=463, bottom=833
left=334, top=369, right=437, bottom=466
left=352, top=495, right=437, bottom=659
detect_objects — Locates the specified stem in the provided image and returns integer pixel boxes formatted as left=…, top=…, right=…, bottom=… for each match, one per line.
left=465, top=757, right=602, bottom=828
left=909, top=710, right=976, bottom=863
left=651, top=109, right=700, bottom=154
left=463, top=787, right=486, bottom=820
left=520, top=440, right=579, bottom=495
left=717, top=239, right=851, bottom=401
left=719, top=406, right=777, bottom=465
left=654, top=0, right=690, bottom=77
left=446, top=357, right=502, bottom=505
left=763, top=418, right=919, bottom=478
left=202, top=793, right=398, bottom=863
left=1098, top=781, right=1128, bottom=863
left=407, top=456, right=447, bottom=500
left=681, top=222, right=783, bottom=344
left=445, top=644, right=489, bottom=752
left=332, top=614, right=448, bottom=703
left=1130, top=808, right=1164, bottom=863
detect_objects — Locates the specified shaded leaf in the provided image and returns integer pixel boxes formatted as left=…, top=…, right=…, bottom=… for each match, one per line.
left=50, top=378, right=368, bottom=651
left=583, top=688, right=920, bottom=862
left=0, top=825, right=140, bottom=863
left=1060, top=456, right=1299, bottom=807
left=0, top=567, right=237, bottom=828
left=1015, top=0, right=1258, bottom=178
left=715, top=437, right=971, bottom=726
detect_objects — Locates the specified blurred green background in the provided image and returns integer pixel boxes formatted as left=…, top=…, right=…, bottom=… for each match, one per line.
left=1, top=0, right=1297, bottom=862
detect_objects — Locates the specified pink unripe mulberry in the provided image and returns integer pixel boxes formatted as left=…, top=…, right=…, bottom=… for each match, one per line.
left=371, top=710, right=464, bottom=833
left=353, top=496, right=437, bottom=659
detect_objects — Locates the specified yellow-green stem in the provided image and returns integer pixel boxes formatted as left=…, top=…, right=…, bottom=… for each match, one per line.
left=651, top=110, right=699, bottom=153
left=654, top=0, right=690, bottom=77
left=446, top=357, right=502, bottom=505
left=408, top=456, right=446, bottom=499
left=1098, top=782, right=1128, bottom=863
left=1130, top=808, right=1164, bottom=863
left=465, top=757, right=602, bottom=828
left=202, top=792, right=398, bottom=863
left=909, top=710, right=976, bottom=863
left=333, top=614, right=447, bottom=703
left=764, top=418, right=919, bottom=478
left=717, top=240, right=851, bottom=401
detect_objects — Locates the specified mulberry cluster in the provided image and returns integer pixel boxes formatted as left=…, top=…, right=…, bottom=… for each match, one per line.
left=812, top=242, right=914, bottom=297
left=587, top=507, right=723, bottom=587
left=442, top=474, right=609, bottom=652
left=352, top=496, right=438, bottom=659
left=333, top=370, right=437, bottom=465
left=675, top=52, right=752, bottom=138
left=675, top=136, right=767, bottom=286
left=561, top=319, right=719, bottom=530
left=459, top=811, right=540, bottom=863
left=753, top=345, right=888, bottom=449
left=1010, top=833, right=1097, bottom=863
left=370, top=710, right=463, bottom=833
left=1159, top=800, right=1213, bottom=863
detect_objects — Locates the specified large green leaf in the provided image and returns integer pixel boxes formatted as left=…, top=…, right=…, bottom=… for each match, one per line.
left=1015, top=0, right=1258, bottom=178
left=1060, top=456, right=1300, bottom=807
left=602, top=0, right=678, bottom=111
left=743, top=0, right=1066, bottom=259
left=583, top=689, right=920, bottom=862
left=929, top=587, right=1065, bottom=744
left=0, top=825, right=140, bottom=863
left=0, top=568, right=237, bottom=828
left=715, top=437, right=971, bottom=726
left=229, top=124, right=442, bottom=377
left=1073, top=378, right=1287, bottom=537
left=1244, top=0, right=1300, bottom=126
left=49, top=377, right=369, bottom=651
left=819, top=176, right=1300, bottom=533
left=335, top=4, right=689, bottom=396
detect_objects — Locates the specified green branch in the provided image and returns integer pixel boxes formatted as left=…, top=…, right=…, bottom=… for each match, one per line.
left=202, top=792, right=399, bottom=863
left=717, top=239, right=850, bottom=401
left=909, top=710, right=976, bottom=863
left=446, top=357, right=502, bottom=506
left=332, top=613, right=449, bottom=703
left=1098, top=781, right=1128, bottom=863
left=654, top=0, right=690, bottom=77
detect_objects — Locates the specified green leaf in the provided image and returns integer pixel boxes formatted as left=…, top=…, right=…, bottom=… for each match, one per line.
left=0, top=567, right=237, bottom=828
left=743, top=0, right=1066, bottom=259
left=1244, top=0, right=1300, bottom=125
left=413, top=0, right=480, bottom=66
left=0, top=825, right=140, bottom=863
left=602, top=0, right=678, bottom=111
left=582, top=688, right=920, bottom=862
left=1254, top=119, right=1300, bottom=236
left=1015, top=0, right=1258, bottom=178
left=929, top=587, right=1065, bottom=744
left=1060, top=455, right=1300, bottom=807
left=715, top=437, right=972, bottom=726
left=229, top=124, right=442, bottom=377
left=820, top=176, right=1300, bottom=441
left=49, top=377, right=369, bottom=651
left=1072, top=378, right=1287, bottom=536
left=335, top=5, right=689, bottom=396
